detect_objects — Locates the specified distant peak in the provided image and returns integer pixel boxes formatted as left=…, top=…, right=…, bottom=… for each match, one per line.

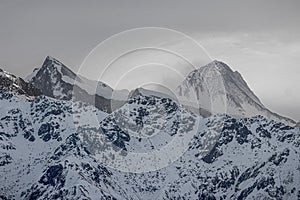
left=42, top=56, right=65, bottom=69
left=44, top=55, right=60, bottom=63
left=211, top=59, right=222, bottom=64
left=206, top=60, right=233, bottom=73
left=45, top=55, right=55, bottom=61
left=208, top=59, right=227, bottom=66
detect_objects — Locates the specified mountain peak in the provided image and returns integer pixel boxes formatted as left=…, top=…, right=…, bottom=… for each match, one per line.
left=40, top=56, right=76, bottom=78
left=26, top=56, right=79, bottom=100
left=45, top=55, right=55, bottom=61
left=27, top=56, right=117, bottom=112
left=210, top=59, right=225, bottom=65
left=204, top=60, right=234, bottom=75
left=177, top=60, right=296, bottom=125
left=40, top=56, right=80, bottom=82
left=43, top=55, right=63, bottom=66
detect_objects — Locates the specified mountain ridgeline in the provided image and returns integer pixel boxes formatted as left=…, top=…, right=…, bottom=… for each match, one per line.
left=27, top=56, right=126, bottom=113
left=0, top=56, right=299, bottom=199
left=28, top=57, right=295, bottom=125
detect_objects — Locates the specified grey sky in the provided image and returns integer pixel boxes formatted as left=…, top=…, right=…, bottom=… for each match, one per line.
left=0, top=0, right=299, bottom=120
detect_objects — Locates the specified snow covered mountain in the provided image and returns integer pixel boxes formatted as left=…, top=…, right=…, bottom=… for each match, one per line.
left=177, top=60, right=296, bottom=126
left=27, top=57, right=295, bottom=126
left=27, top=56, right=127, bottom=113
left=1, top=60, right=299, bottom=200
left=0, top=68, right=41, bottom=97
left=0, top=81, right=299, bottom=200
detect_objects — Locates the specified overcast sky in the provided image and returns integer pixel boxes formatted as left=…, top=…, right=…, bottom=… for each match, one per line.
left=0, top=0, right=299, bottom=121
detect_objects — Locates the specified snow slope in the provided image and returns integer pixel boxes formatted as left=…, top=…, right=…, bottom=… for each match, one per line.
left=177, top=60, right=296, bottom=126
left=0, top=84, right=299, bottom=200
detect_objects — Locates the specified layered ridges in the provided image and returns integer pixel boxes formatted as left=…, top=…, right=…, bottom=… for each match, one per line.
left=0, top=84, right=299, bottom=199
left=0, top=59, right=299, bottom=199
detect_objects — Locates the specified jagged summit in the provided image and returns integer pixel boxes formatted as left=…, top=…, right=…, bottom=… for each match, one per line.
left=177, top=60, right=295, bottom=125
left=38, top=55, right=65, bottom=72
left=27, top=56, right=122, bottom=112
left=41, top=56, right=79, bottom=81
left=207, top=60, right=233, bottom=73
left=28, top=56, right=112, bottom=100
left=43, top=55, right=62, bottom=65
left=27, top=56, right=74, bottom=100
left=44, top=55, right=60, bottom=62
